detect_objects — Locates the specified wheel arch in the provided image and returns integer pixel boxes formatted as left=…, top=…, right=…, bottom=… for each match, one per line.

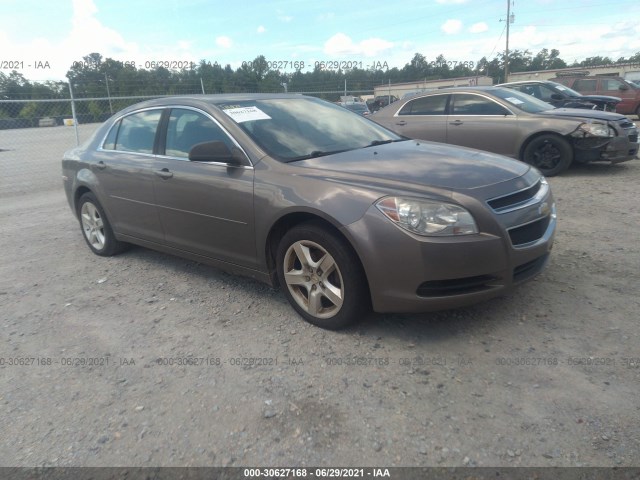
left=73, top=185, right=93, bottom=217
left=265, top=212, right=369, bottom=294
left=518, top=130, right=573, bottom=160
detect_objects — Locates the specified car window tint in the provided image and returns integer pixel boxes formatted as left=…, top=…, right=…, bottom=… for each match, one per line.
left=452, top=94, right=510, bottom=115
left=538, top=85, right=555, bottom=102
left=517, top=85, right=538, bottom=98
left=602, top=79, right=624, bottom=90
left=165, top=108, right=234, bottom=158
left=573, top=79, right=597, bottom=91
left=398, top=95, right=447, bottom=115
left=102, top=120, right=120, bottom=150
left=115, top=110, right=162, bottom=154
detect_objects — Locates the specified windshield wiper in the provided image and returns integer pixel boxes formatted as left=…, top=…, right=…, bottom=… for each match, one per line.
left=367, top=139, right=394, bottom=147
left=286, top=149, right=350, bottom=162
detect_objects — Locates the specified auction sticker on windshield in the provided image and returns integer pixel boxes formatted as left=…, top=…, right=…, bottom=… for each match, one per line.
left=223, top=106, right=271, bottom=123
left=505, top=97, right=525, bottom=105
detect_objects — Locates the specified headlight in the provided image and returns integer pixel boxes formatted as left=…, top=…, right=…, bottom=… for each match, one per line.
left=574, top=122, right=614, bottom=138
left=376, top=197, right=478, bottom=236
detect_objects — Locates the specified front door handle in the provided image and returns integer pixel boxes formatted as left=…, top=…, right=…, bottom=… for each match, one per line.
left=94, top=161, right=106, bottom=170
left=395, top=120, right=407, bottom=126
left=154, top=168, right=173, bottom=179
left=449, top=120, right=463, bottom=126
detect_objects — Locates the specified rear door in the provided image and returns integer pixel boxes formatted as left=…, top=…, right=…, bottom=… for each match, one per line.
left=597, top=77, right=637, bottom=115
left=446, top=93, right=519, bottom=157
left=390, top=94, right=449, bottom=142
left=94, top=108, right=164, bottom=243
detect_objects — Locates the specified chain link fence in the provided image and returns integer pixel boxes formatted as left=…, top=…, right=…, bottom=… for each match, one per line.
left=0, top=95, right=165, bottom=198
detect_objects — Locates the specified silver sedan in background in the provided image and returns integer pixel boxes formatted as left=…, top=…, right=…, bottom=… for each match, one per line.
left=372, top=87, right=638, bottom=176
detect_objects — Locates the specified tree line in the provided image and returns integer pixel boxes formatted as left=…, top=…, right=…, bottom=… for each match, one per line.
left=1, top=49, right=640, bottom=124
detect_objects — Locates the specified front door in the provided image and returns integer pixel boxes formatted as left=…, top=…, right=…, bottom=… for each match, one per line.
left=152, top=108, right=257, bottom=268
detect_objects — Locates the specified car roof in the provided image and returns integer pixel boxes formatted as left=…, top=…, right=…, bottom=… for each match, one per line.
left=400, top=86, right=507, bottom=94
left=112, top=93, right=310, bottom=116
left=496, top=80, right=558, bottom=86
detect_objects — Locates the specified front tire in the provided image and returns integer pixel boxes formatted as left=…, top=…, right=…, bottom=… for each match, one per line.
left=276, top=222, right=369, bottom=329
left=522, top=134, right=573, bottom=176
left=77, top=192, right=127, bottom=256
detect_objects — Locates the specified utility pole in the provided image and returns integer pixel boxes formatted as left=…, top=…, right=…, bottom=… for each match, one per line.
left=104, top=73, right=113, bottom=114
left=505, top=0, right=514, bottom=82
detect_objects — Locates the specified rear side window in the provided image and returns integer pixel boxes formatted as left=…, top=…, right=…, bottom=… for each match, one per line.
left=103, top=110, right=162, bottom=154
left=573, top=79, right=597, bottom=92
left=398, top=95, right=448, bottom=115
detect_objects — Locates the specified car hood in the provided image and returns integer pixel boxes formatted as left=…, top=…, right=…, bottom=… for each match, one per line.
left=578, top=95, right=621, bottom=103
left=540, top=108, right=626, bottom=121
left=295, top=140, right=530, bottom=190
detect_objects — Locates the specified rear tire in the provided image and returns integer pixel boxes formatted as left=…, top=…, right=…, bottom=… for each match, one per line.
left=77, top=192, right=128, bottom=256
left=276, top=222, right=369, bottom=329
left=522, top=134, right=573, bottom=176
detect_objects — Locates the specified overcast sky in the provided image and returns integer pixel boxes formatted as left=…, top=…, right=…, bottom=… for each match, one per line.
left=2, top=0, right=640, bottom=81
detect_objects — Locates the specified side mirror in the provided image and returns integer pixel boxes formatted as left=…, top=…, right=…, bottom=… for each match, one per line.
left=188, top=141, right=245, bottom=165
left=550, top=93, right=563, bottom=101
left=619, top=84, right=629, bottom=91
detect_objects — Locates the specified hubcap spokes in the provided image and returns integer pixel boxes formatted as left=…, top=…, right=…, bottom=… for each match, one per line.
left=284, top=240, right=344, bottom=318
left=81, top=203, right=105, bottom=250
left=534, top=142, right=561, bottom=169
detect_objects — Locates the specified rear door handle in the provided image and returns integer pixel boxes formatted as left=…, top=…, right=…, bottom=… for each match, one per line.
left=449, top=120, right=463, bottom=126
left=395, top=120, right=407, bottom=126
left=154, top=168, right=173, bottom=179
left=93, top=161, right=106, bottom=170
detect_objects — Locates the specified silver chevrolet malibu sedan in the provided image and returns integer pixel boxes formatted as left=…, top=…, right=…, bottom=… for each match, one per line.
left=62, top=94, right=556, bottom=329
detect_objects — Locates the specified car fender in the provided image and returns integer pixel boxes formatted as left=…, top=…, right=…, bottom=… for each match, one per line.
left=70, top=166, right=108, bottom=217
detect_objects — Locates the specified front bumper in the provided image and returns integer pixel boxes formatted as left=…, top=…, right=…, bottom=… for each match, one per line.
left=573, top=127, right=639, bottom=164
left=342, top=186, right=556, bottom=314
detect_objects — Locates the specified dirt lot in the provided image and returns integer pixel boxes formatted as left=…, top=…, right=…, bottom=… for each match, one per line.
left=0, top=125, right=639, bottom=468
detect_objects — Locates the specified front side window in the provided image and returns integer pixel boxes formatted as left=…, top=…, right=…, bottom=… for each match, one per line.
left=602, top=79, right=625, bottom=91
left=514, top=84, right=539, bottom=98
left=537, top=85, right=557, bottom=102
left=103, top=110, right=162, bottom=154
left=452, top=94, right=510, bottom=115
left=165, top=108, right=234, bottom=158
left=398, top=95, right=448, bottom=115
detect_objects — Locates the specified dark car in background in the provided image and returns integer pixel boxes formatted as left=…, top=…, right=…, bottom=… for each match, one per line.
left=62, top=94, right=556, bottom=329
left=498, top=80, right=620, bottom=112
left=552, top=75, right=640, bottom=117
left=340, top=101, right=371, bottom=116
left=373, top=87, right=638, bottom=176
left=367, top=95, right=399, bottom=112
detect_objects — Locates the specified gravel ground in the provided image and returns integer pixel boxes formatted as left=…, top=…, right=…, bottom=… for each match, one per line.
left=0, top=125, right=639, bottom=468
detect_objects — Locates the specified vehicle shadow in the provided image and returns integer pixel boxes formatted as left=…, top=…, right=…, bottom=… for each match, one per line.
left=559, top=160, right=638, bottom=178
left=114, top=244, right=547, bottom=343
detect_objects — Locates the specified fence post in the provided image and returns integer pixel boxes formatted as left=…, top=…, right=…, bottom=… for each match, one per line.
left=67, top=81, right=80, bottom=146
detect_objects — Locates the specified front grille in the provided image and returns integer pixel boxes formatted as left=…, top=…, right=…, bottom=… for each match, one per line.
left=508, top=216, right=551, bottom=247
left=487, top=180, right=541, bottom=212
left=513, top=254, right=549, bottom=283
left=416, top=275, right=499, bottom=297
left=629, top=133, right=638, bottom=143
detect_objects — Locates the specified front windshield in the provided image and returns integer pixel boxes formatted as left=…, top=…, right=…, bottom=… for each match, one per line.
left=491, top=87, right=555, bottom=113
left=547, top=81, right=582, bottom=98
left=217, top=97, right=401, bottom=161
